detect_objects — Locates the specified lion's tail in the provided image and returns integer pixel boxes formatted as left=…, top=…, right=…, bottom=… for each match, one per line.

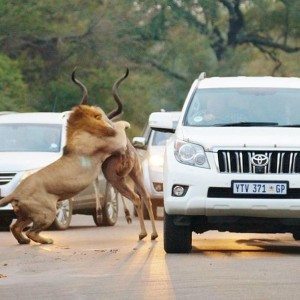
left=0, top=195, right=13, bottom=207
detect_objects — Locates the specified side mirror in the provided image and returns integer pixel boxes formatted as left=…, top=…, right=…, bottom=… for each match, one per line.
left=132, top=137, right=146, bottom=148
left=149, top=112, right=181, bottom=133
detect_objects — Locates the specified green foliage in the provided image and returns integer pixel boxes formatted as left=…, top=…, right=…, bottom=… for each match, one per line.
left=0, top=54, right=29, bottom=111
left=0, top=0, right=299, bottom=134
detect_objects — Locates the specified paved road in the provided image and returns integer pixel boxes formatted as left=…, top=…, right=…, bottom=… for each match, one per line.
left=0, top=214, right=300, bottom=300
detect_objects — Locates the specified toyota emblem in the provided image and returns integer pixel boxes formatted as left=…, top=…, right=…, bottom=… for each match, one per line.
left=251, top=154, right=269, bottom=167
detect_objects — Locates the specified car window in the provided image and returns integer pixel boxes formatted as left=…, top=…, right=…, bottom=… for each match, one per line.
left=184, top=88, right=300, bottom=126
left=151, top=131, right=173, bottom=146
left=0, top=123, right=62, bottom=152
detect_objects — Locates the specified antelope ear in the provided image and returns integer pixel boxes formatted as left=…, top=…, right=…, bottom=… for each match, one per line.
left=114, top=121, right=130, bottom=130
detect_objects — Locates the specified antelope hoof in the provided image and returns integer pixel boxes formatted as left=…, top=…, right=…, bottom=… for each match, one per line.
left=139, top=233, right=147, bottom=240
left=41, top=238, right=54, bottom=245
left=126, top=216, right=132, bottom=224
left=18, top=238, right=31, bottom=245
left=151, top=233, right=158, bottom=240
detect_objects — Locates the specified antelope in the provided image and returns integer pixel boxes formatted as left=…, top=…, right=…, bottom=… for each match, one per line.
left=102, top=68, right=158, bottom=240
left=0, top=70, right=130, bottom=244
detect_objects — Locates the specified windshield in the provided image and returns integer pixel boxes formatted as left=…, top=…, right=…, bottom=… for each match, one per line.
left=0, top=123, right=62, bottom=152
left=184, top=88, right=300, bottom=126
left=151, top=130, right=173, bottom=146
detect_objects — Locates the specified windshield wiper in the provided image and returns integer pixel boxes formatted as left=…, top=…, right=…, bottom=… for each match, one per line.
left=278, top=124, right=300, bottom=127
left=213, top=122, right=279, bottom=127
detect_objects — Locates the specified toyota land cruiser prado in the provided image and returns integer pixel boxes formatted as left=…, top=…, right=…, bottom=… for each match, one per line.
left=161, top=74, right=300, bottom=253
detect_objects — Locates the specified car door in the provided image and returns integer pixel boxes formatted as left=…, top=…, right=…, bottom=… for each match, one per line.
left=72, top=172, right=107, bottom=213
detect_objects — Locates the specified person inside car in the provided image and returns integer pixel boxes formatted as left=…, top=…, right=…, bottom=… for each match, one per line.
left=188, top=96, right=248, bottom=126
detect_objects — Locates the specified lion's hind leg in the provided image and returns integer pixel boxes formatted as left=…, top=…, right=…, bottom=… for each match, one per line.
left=26, top=207, right=56, bottom=245
left=10, top=218, right=32, bottom=244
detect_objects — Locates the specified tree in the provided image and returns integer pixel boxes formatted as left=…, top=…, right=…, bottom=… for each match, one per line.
left=0, top=0, right=298, bottom=131
left=132, top=0, right=299, bottom=76
left=0, top=54, right=29, bottom=111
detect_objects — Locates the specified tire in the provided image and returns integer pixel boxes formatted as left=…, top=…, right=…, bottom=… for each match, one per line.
left=292, top=232, right=300, bottom=240
left=93, top=182, right=118, bottom=227
left=50, top=199, right=73, bottom=230
left=0, top=215, right=13, bottom=231
left=164, top=211, right=192, bottom=253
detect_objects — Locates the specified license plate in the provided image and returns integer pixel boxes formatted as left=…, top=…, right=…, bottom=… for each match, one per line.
left=232, top=182, right=287, bottom=195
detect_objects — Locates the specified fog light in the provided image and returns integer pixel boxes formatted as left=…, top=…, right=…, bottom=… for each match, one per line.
left=153, top=182, right=163, bottom=192
left=172, top=185, right=186, bottom=197
left=194, top=153, right=206, bottom=166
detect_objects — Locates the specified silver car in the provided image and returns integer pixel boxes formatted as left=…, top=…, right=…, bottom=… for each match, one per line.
left=0, top=112, right=118, bottom=231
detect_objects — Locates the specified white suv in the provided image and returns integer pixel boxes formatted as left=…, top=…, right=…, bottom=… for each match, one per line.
left=161, top=74, right=300, bottom=253
left=0, top=112, right=118, bottom=230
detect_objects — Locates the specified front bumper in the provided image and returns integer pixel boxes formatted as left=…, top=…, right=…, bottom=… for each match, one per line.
left=143, top=163, right=164, bottom=199
left=0, top=172, right=23, bottom=211
left=164, top=150, right=300, bottom=218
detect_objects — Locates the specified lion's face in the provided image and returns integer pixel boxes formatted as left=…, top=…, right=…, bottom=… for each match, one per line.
left=66, top=105, right=116, bottom=155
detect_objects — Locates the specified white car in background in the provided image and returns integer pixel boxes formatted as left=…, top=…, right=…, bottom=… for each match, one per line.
left=133, top=111, right=180, bottom=219
left=0, top=112, right=118, bottom=231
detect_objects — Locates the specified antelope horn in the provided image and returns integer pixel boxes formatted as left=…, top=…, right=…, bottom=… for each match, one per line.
left=71, top=67, right=88, bottom=105
left=107, top=68, right=129, bottom=119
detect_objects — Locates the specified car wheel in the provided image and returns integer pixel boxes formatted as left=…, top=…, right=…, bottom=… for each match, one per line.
left=0, top=215, right=13, bottom=231
left=93, top=183, right=118, bottom=227
left=292, top=231, right=300, bottom=240
left=164, top=211, right=192, bottom=253
left=50, top=199, right=73, bottom=230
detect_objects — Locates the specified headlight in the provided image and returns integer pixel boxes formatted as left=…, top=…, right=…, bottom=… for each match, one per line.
left=20, top=169, right=40, bottom=181
left=149, top=155, right=164, bottom=168
left=174, top=140, right=210, bottom=168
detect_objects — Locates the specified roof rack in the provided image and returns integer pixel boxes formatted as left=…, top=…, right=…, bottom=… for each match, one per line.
left=198, top=72, right=206, bottom=80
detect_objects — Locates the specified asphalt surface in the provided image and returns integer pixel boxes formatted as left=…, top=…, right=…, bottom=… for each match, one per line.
left=1, top=211, right=300, bottom=300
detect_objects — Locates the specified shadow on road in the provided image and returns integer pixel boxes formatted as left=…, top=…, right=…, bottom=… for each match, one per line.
left=235, top=238, right=300, bottom=254
left=191, top=238, right=300, bottom=254
left=65, top=225, right=96, bottom=230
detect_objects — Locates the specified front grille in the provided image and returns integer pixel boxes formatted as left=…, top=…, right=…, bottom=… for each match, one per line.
left=208, top=187, right=300, bottom=198
left=218, top=150, right=300, bottom=174
left=0, top=173, right=16, bottom=185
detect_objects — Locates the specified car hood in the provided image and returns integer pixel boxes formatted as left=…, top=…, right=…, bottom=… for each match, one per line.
left=0, top=152, right=61, bottom=172
left=178, top=126, right=300, bottom=150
